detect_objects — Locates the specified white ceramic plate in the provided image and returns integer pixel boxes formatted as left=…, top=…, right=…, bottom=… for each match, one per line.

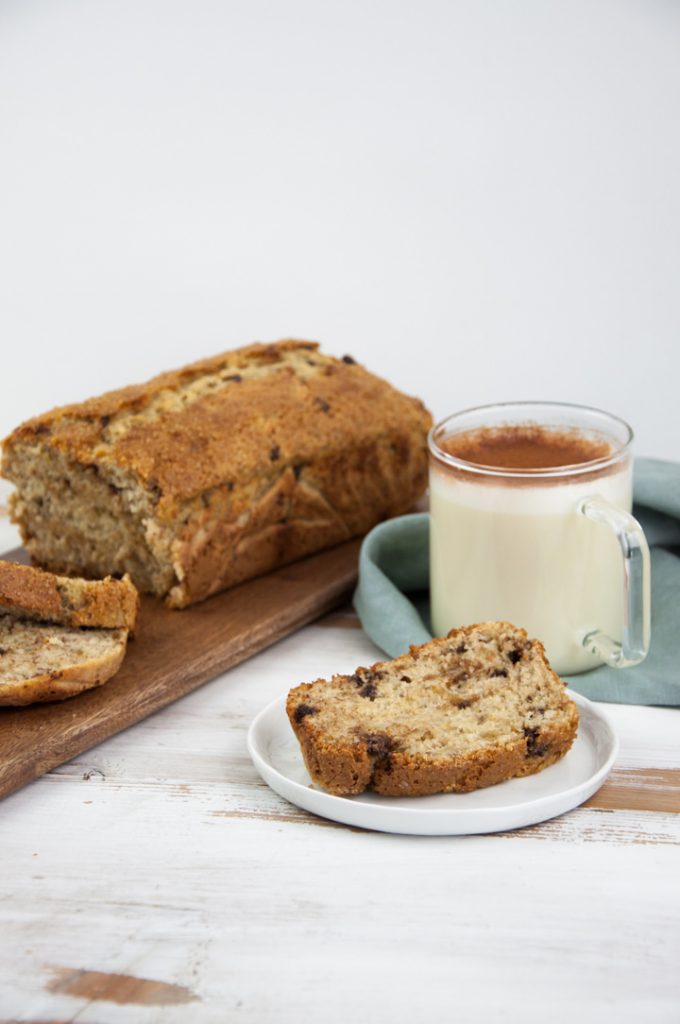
left=247, top=690, right=617, bottom=835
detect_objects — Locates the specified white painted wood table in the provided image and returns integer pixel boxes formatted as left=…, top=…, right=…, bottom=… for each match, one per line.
left=0, top=514, right=679, bottom=1024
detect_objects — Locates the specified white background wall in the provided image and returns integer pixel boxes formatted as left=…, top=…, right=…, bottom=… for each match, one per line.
left=1, top=0, right=678, bottom=460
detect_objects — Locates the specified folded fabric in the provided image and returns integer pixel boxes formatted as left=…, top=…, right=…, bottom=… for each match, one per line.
left=354, top=458, right=680, bottom=706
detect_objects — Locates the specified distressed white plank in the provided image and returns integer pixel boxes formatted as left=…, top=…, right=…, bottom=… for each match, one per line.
left=2, top=795, right=680, bottom=1023
left=1, top=494, right=679, bottom=1022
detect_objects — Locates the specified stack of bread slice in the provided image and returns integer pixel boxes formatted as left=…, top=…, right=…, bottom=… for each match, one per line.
left=0, top=561, right=139, bottom=705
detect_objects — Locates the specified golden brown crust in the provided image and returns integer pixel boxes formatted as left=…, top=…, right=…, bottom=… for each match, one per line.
left=8, top=340, right=319, bottom=444
left=2, top=340, right=432, bottom=607
left=287, top=622, right=579, bottom=798
left=0, top=561, right=139, bottom=631
left=4, top=341, right=429, bottom=511
left=369, top=717, right=577, bottom=796
left=290, top=722, right=576, bottom=798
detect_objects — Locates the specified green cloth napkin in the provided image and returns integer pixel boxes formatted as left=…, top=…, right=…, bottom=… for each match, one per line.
left=354, top=458, right=680, bottom=706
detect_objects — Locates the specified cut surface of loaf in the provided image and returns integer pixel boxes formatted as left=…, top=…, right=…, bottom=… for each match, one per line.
left=286, top=623, right=579, bottom=797
left=0, top=560, right=139, bottom=630
left=2, top=340, right=431, bottom=607
left=0, top=615, right=128, bottom=705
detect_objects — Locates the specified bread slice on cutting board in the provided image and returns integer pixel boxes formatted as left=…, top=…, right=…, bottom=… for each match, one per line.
left=0, top=561, right=138, bottom=706
left=0, top=559, right=139, bottom=630
left=0, top=616, right=128, bottom=705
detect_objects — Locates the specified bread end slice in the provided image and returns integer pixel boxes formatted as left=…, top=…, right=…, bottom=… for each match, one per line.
left=0, top=560, right=139, bottom=632
left=287, top=622, right=579, bottom=797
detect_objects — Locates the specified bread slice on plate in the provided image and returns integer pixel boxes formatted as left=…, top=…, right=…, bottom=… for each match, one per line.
left=0, top=560, right=138, bottom=705
left=286, top=622, right=579, bottom=797
left=0, top=560, right=139, bottom=631
left=0, top=616, right=128, bottom=705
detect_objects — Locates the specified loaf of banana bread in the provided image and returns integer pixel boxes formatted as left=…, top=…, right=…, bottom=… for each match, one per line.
left=1, top=340, right=431, bottom=607
left=287, top=622, right=579, bottom=797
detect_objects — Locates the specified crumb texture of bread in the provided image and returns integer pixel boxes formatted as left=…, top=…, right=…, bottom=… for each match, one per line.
left=286, top=622, right=579, bottom=797
left=0, top=561, right=139, bottom=631
left=1, top=340, right=432, bottom=607
left=0, top=615, right=129, bottom=705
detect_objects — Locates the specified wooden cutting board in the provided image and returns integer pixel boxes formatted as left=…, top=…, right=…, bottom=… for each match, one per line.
left=0, top=540, right=361, bottom=801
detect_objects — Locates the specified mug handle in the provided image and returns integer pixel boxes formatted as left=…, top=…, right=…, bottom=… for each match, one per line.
left=577, top=496, right=651, bottom=668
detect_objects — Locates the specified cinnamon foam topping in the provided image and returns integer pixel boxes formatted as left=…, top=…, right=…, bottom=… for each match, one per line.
left=439, top=425, right=613, bottom=471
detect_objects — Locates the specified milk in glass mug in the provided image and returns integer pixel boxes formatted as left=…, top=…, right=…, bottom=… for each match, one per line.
left=428, top=402, right=651, bottom=676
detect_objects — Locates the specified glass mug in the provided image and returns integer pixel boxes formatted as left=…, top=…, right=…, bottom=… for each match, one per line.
left=428, top=402, right=651, bottom=676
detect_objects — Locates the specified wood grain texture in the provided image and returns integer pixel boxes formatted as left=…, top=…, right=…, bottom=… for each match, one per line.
left=585, top=766, right=680, bottom=813
left=0, top=539, right=360, bottom=801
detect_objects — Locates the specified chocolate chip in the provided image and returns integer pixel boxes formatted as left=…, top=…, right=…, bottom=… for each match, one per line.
left=147, top=478, right=162, bottom=503
left=100, top=414, right=110, bottom=427
left=351, top=670, right=373, bottom=688
left=359, top=681, right=378, bottom=700
left=400, top=675, right=411, bottom=683
left=33, top=424, right=49, bottom=435
left=0, top=648, right=5, bottom=656
left=226, top=481, right=234, bottom=492
left=293, top=703, right=317, bottom=723
left=270, top=445, right=281, bottom=461
left=523, top=726, right=549, bottom=757
left=366, top=734, right=393, bottom=761
left=491, top=668, right=508, bottom=678
left=508, top=649, right=522, bottom=664
left=455, top=643, right=467, bottom=655
left=523, top=726, right=539, bottom=750
left=108, top=483, right=122, bottom=495
left=223, top=373, right=242, bottom=382
left=293, top=463, right=303, bottom=480
left=314, top=397, right=330, bottom=413
left=341, top=354, right=356, bottom=364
